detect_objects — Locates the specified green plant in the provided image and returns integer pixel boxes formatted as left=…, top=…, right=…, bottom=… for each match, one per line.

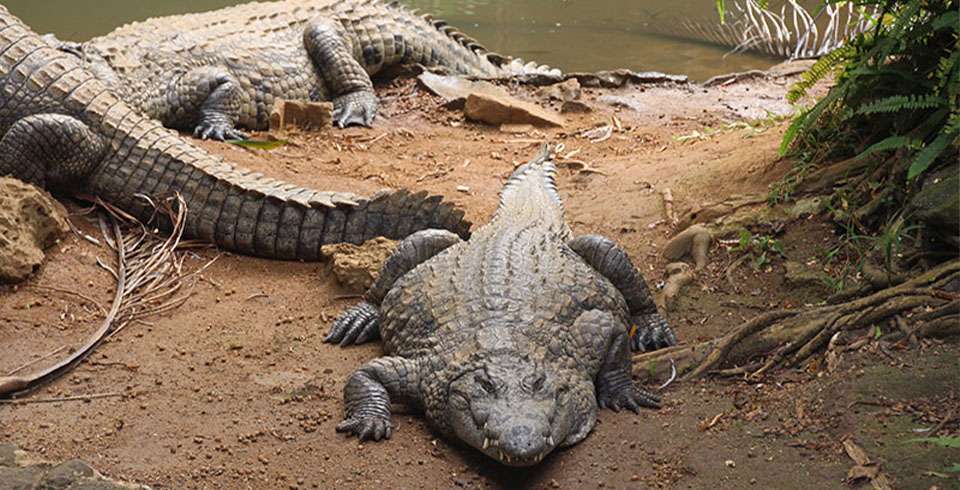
left=782, top=1, right=958, bottom=179
left=733, top=230, right=786, bottom=270
left=909, top=437, right=960, bottom=449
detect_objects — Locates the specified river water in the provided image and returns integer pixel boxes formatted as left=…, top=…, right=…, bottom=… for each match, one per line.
left=4, top=0, right=783, bottom=81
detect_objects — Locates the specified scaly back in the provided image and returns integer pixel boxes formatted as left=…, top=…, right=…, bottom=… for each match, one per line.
left=490, top=145, right=567, bottom=234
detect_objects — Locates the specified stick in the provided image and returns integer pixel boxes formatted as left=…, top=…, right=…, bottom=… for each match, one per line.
left=4, top=346, right=68, bottom=376
left=0, top=392, right=124, bottom=405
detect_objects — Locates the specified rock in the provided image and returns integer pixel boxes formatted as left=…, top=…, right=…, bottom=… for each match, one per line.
left=537, top=78, right=581, bottom=102
left=321, top=237, right=398, bottom=293
left=464, top=92, right=565, bottom=128
left=0, top=178, right=69, bottom=283
left=566, top=70, right=688, bottom=88
left=269, top=99, right=333, bottom=131
left=909, top=165, right=959, bottom=248
left=498, top=123, right=534, bottom=134
left=783, top=261, right=829, bottom=290
left=598, top=95, right=646, bottom=112
left=40, top=459, right=96, bottom=488
left=0, top=443, right=17, bottom=467
left=417, top=72, right=510, bottom=109
left=0, top=444, right=148, bottom=489
left=560, top=100, right=592, bottom=113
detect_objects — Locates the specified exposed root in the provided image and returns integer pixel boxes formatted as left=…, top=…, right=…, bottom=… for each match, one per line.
left=634, top=260, right=959, bottom=381
left=0, top=195, right=214, bottom=398
left=663, top=225, right=712, bottom=269
left=662, top=262, right=696, bottom=312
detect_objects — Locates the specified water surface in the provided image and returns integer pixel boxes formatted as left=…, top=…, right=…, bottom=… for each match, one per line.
left=5, top=0, right=782, bottom=81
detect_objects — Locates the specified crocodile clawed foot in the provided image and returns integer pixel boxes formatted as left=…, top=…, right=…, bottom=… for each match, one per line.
left=333, top=91, right=378, bottom=128
left=599, top=385, right=661, bottom=413
left=325, top=301, right=381, bottom=346
left=336, top=415, right=393, bottom=441
left=630, top=313, right=677, bottom=353
left=194, top=120, right=248, bottom=141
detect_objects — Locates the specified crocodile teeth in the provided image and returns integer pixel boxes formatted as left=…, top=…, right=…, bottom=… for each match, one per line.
left=547, top=436, right=555, bottom=447
left=483, top=438, right=490, bottom=449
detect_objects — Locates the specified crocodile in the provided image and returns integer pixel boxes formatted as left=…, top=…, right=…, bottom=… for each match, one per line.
left=49, top=0, right=559, bottom=140
left=325, top=145, right=676, bottom=466
left=0, top=6, right=471, bottom=261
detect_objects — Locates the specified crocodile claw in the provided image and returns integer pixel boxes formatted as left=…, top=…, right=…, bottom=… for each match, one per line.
left=599, top=385, right=661, bottom=412
left=194, top=120, right=248, bottom=141
left=336, top=415, right=393, bottom=441
left=325, top=301, right=381, bottom=346
left=630, top=312, right=677, bottom=353
left=333, top=90, right=378, bottom=128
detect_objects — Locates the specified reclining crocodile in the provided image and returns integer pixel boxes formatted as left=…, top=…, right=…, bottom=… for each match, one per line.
left=0, top=6, right=470, bottom=260
left=326, top=145, right=676, bottom=466
left=51, top=0, right=559, bottom=140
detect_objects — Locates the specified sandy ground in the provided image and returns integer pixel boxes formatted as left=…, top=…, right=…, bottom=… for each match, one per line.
left=1, top=70, right=957, bottom=489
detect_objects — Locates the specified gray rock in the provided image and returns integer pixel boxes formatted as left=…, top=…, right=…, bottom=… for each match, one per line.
left=537, top=78, right=581, bottom=102
left=597, top=95, right=646, bottom=112
left=0, top=443, right=17, bottom=467
left=560, top=100, right=593, bottom=113
left=39, top=459, right=95, bottom=490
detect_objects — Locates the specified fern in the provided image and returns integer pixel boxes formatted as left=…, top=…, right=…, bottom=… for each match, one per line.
left=908, top=114, right=960, bottom=179
left=856, top=94, right=944, bottom=115
left=853, top=135, right=919, bottom=160
left=787, top=46, right=852, bottom=103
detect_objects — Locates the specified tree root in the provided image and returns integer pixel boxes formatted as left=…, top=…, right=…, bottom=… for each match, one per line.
left=634, top=259, right=959, bottom=381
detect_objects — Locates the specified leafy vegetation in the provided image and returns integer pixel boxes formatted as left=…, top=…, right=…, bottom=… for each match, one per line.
left=733, top=230, right=786, bottom=270
left=774, top=0, right=957, bottom=272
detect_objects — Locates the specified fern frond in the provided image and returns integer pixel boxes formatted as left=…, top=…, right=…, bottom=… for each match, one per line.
left=853, top=135, right=919, bottom=161
left=856, top=94, right=944, bottom=115
left=787, top=46, right=853, bottom=103
left=908, top=114, right=960, bottom=180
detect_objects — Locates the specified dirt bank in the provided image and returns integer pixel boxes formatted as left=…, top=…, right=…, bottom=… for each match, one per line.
left=1, top=66, right=956, bottom=489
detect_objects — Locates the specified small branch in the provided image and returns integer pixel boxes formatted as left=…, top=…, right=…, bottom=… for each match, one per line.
left=0, top=392, right=124, bottom=405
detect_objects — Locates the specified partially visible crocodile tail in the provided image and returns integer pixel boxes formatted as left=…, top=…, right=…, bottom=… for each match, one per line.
left=392, top=2, right=561, bottom=79
left=88, top=135, right=472, bottom=261
left=496, top=144, right=563, bottom=217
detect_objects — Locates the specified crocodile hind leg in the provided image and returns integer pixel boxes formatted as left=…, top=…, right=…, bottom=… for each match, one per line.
left=0, top=114, right=104, bottom=189
left=337, top=356, right=422, bottom=441
left=325, top=229, right=462, bottom=346
left=573, top=310, right=661, bottom=413
left=569, top=235, right=676, bottom=353
left=144, top=66, right=248, bottom=141
left=303, top=18, right=378, bottom=128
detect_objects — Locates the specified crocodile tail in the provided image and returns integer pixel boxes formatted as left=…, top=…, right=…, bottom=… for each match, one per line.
left=393, top=3, right=561, bottom=80
left=91, top=142, right=472, bottom=261
left=496, top=144, right=564, bottom=216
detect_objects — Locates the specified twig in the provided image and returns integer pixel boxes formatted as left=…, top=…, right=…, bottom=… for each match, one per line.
left=0, top=392, right=124, bottom=405
left=661, top=188, right=677, bottom=226
left=4, top=346, right=68, bottom=376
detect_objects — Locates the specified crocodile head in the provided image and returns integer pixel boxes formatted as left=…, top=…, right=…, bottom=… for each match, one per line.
left=445, top=352, right=596, bottom=466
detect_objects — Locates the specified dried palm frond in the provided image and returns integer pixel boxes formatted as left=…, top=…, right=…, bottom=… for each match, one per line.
left=0, top=194, right=216, bottom=398
left=681, top=0, right=879, bottom=59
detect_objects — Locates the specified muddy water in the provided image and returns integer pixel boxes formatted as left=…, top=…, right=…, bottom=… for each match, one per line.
left=4, top=0, right=782, bottom=80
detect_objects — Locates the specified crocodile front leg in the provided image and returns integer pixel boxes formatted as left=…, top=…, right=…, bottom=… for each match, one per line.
left=0, top=114, right=104, bottom=189
left=144, top=67, right=248, bottom=141
left=569, top=235, right=676, bottom=353
left=572, top=310, right=660, bottom=413
left=338, top=356, right=421, bottom=441
left=303, top=18, right=378, bottom=128
left=326, top=229, right=461, bottom=345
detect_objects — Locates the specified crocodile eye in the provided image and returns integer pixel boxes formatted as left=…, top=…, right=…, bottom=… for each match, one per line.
left=475, top=373, right=496, bottom=394
left=531, top=374, right=545, bottom=392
